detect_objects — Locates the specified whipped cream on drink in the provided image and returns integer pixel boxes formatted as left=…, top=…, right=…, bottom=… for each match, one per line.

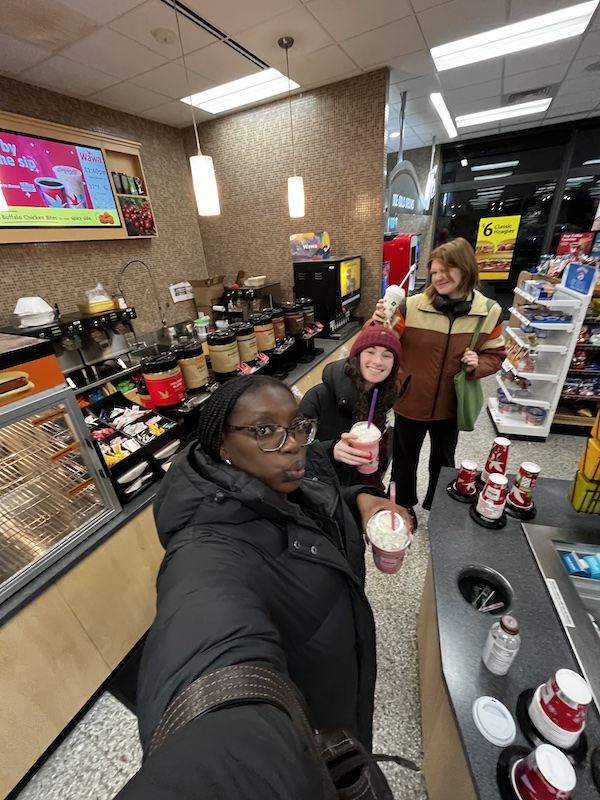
left=368, top=511, right=409, bottom=551
left=350, top=421, right=380, bottom=443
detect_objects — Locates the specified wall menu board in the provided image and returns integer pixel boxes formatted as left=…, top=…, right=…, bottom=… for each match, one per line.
left=0, top=129, right=121, bottom=229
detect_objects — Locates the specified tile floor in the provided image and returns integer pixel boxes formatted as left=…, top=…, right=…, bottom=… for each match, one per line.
left=15, top=375, right=588, bottom=799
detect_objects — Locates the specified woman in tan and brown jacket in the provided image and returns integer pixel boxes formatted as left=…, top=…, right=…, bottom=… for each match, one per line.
left=371, top=237, right=506, bottom=513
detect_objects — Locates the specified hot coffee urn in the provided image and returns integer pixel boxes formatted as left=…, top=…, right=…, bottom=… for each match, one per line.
left=295, top=298, right=323, bottom=361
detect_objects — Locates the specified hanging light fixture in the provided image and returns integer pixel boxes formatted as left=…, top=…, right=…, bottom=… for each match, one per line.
left=172, top=0, right=220, bottom=216
left=0, top=187, right=8, bottom=213
left=278, top=36, right=304, bottom=218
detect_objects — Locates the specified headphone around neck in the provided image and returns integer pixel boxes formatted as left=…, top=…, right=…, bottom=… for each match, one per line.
left=432, top=294, right=472, bottom=317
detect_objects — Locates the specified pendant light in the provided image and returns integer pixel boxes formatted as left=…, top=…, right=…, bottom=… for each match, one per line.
left=172, top=0, right=220, bottom=216
left=0, top=187, right=8, bottom=213
left=278, top=37, right=305, bottom=218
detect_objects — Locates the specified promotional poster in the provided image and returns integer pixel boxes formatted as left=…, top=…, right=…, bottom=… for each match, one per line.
left=475, top=215, right=521, bottom=280
left=0, top=129, right=120, bottom=229
left=289, top=231, right=331, bottom=261
left=556, top=232, right=594, bottom=258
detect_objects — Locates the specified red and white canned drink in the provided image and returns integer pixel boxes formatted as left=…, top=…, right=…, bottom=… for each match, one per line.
left=455, top=459, right=478, bottom=496
left=475, top=473, right=508, bottom=520
left=507, top=461, right=541, bottom=510
left=481, top=437, right=511, bottom=483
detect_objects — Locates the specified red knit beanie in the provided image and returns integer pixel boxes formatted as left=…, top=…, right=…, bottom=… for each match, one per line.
left=349, top=325, right=402, bottom=367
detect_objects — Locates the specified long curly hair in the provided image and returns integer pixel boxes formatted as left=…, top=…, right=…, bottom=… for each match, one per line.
left=346, top=356, right=398, bottom=431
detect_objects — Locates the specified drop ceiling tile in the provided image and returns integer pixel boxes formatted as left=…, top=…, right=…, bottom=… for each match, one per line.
left=405, top=109, right=440, bottom=125
left=89, top=81, right=170, bottom=113
left=504, top=40, right=578, bottom=76
left=109, top=1, right=216, bottom=57
left=503, top=64, right=568, bottom=94
left=417, top=0, right=507, bottom=48
left=410, top=0, right=452, bottom=12
left=547, top=91, right=600, bottom=114
left=56, top=0, right=146, bottom=25
left=285, top=45, right=359, bottom=86
left=20, top=55, right=118, bottom=97
left=589, top=9, right=600, bottom=30
left=0, top=31, right=51, bottom=75
left=404, top=96, right=436, bottom=114
left=340, top=16, right=425, bottom=68
left=305, top=0, right=412, bottom=42
left=438, top=60, right=503, bottom=91
left=389, top=74, right=441, bottom=100
left=565, top=55, right=600, bottom=81
left=184, top=42, right=262, bottom=84
left=235, top=6, right=334, bottom=65
left=508, top=0, right=579, bottom=23
left=557, top=76, right=600, bottom=96
left=388, top=50, right=436, bottom=82
left=0, top=0, right=98, bottom=51
left=143, top=100, right=212, bottom=127
left=447, top=79, right=502, bottom=106
left=185, top=0, right=298, bottom=37
left=451, top=96, right=503, bottom=117
left=575, top=30, right=600, bottom=61
left=132, top=61, right=215, bottom=98
left=61, top=28, right=168, bottom=80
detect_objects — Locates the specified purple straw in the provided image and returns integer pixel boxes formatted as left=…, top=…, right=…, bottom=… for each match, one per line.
left=367, top=388, right=378, bottom=428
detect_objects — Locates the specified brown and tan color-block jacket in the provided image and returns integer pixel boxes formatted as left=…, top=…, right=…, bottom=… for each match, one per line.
left=385, top=289, right=506, bottom=421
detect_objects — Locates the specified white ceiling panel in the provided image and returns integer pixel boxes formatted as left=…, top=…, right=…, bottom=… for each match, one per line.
left=557, top=76, right=600, bottom=96
left=417, top=0, right=508, bottom=48
left=144, top=100, right=213, bottom=127
left=132, top=61, right=215, bottom=98
left=56, top=0, right=147, bottom=25
left=405, top=96, right=437, bottom=115
left=0, top=31, right=51, bottom=75
left=575, top=30, right=600, bottom=60
left=388, top=50, right=436, bottom=83
left=89, top=81, right=170, bottom=113
left=304, top=0, right=412, bottom=42
left=507, top=0, right=579, bottom=23
left=390, top=74, right=441, bottom=99
left=340, top=16, right=425, bottom=68
left=235, top=6, right=334, bottom=65
left=285, top=45, right=359, bottom=87
left=406, top=109, right=440, bottom=126
left=565, top=55, right=600, bottom=81
left=20, top=55, right=118, bottom=97
left=447, top=79, right=502, bottom=107
left=109, top=1, right=217, bottom=56
left=504, top=39, right=579, bottom=77
left=0, top=0, right=98, bottom=51
left=587, top=7, right=600, bottom=30
left=450, top=96, right=504, bottom=117
left=438, top=60, right=503, bottom=92
left=61, top=28, right=167, bottom=79
left=503, top=65, right=569, bottom=95
left=186, top=0, right=298, bottom=37
left=409, top=0, right=452, bottom=12
left=547, top=92, right=600, bottom=114
left=184, top=43, right=263, bottom=84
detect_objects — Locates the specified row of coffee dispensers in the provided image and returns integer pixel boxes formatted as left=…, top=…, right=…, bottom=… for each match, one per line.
left=138, top=298, right=324, bottom=413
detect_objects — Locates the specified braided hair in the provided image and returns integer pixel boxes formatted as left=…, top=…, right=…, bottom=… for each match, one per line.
left=197, top=375, right=294, bottom=461
left=346, top=356, right=399, bottom=432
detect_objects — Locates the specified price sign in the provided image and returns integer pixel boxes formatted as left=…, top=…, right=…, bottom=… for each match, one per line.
left=475, top=215, right=521, bottom=281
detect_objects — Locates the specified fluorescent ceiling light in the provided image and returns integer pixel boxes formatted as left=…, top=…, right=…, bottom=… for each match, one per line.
left=471, top=160, right=519, bottom=171
left=583, top=158, right=600, bottom=165
left=431, top=1, right=599, bottom=71
left=430, top=93, right=458, bottom=139
left=461, top=158, right=468, bottom=166
left=389, top=131, right=401, bottom=138
left=181, top=68, right=299, bottom=114
left=474, top=172, right=513, bottom=180
left=456, top=98, right=551, bottom=128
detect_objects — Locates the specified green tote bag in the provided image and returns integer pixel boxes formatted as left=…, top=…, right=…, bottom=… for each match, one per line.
left=454, top=298, right=494, bottom=432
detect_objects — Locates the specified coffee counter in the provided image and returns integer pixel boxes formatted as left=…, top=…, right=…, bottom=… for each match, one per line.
left=421, top=468, right=600, bottom=800
left=0, top=323, right=361, bottom=798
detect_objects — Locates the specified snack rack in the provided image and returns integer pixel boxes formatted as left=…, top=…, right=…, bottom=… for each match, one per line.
left=487, top=268, right=597, bottom=440
left=0, top=335, right=120, bottom=603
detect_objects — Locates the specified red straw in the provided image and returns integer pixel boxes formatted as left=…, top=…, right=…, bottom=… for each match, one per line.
left=390, top=480, right=398, bottom=533
left=367, top=388, right=378, bottom=428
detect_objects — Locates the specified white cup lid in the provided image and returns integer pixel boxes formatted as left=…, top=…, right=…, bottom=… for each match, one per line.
left=472, top=696, right=516, bottom=747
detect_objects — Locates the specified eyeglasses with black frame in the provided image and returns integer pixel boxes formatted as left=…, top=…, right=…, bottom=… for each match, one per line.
left=224, top=418, right=317, bottom=452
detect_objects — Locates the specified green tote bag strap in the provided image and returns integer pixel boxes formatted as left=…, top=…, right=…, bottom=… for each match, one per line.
left=454, top=298, right=495, bottom=432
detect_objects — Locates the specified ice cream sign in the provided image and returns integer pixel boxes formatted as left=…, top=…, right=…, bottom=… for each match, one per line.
left=0, top=129, right=120, bottom=228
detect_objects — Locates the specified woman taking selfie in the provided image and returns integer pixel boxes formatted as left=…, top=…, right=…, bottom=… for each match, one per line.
left=116, top=375, right=411, bottom=799
left=371, top=237, right=505, bottom=514
left=299, top=326, right=402, bottom=491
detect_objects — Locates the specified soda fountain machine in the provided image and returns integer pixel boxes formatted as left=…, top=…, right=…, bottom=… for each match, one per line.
left=382, top=234, right=420, bottom=295
left=293, top=256, right=362, bottom=337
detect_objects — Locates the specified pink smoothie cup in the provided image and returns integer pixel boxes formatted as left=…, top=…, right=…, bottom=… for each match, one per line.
left=367, top=510, right=411, bottom=574
left=349, top=421, right=381, bottom=474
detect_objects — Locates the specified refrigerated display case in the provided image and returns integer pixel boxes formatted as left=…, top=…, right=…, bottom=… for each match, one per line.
left=0, top=334, right=120, bottom=603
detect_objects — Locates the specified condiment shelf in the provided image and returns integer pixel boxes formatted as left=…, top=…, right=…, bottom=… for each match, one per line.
left=513, top=287, right=580, bottom=307
left=501, top=359, right=559, bottom=382
left=509, top=306, right=575, bottom=332
left=495, top=375, right=551, bottom=408
left=487, top=397, right=549, bottom=438
left=505, top=327, right=568, bottom=354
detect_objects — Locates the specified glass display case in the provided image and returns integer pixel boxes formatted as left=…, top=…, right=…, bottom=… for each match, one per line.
left=0, top=334, right=120, bottom=603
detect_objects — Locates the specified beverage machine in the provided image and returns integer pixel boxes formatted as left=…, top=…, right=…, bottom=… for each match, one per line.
left=382, top=234, right=420, bottom=295
left=293, top=256, right=362, bottom=337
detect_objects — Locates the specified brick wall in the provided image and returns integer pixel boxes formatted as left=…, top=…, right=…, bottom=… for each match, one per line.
left=0, top=76, right=207, bottom=333
left=189, top=69, right=388, bottom=317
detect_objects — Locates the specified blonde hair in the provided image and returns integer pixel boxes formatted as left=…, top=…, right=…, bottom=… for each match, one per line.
left=425, top=237, right=479, bottom=300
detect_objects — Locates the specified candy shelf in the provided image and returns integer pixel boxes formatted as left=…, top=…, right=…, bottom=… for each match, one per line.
left=489, top=273, right=597, bottom=440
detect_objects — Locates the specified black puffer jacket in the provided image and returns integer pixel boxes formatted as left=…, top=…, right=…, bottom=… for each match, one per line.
left=300, top=359, right=389, bottom=488
left=135, top=439, right=377, bottom=763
